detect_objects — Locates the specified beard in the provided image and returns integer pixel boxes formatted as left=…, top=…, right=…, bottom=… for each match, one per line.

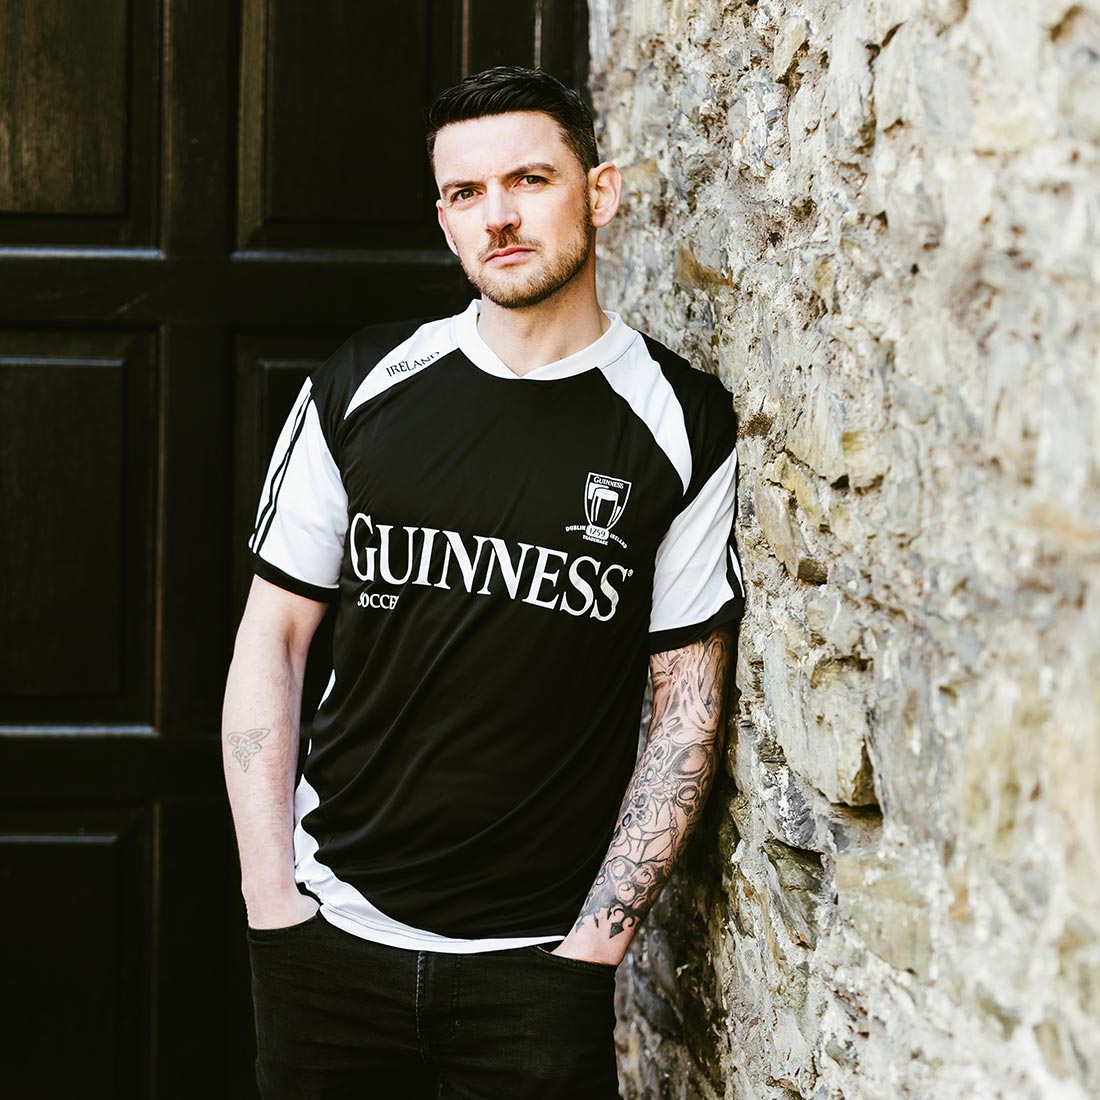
left=459, top=195, right=595, bottom=310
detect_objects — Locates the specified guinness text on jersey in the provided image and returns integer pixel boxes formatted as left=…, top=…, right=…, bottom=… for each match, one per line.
left=349, top=514, right=633, bottom=620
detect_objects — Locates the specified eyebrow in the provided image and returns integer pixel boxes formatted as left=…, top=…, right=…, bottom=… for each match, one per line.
left=438, top=162, right=562, bottom=195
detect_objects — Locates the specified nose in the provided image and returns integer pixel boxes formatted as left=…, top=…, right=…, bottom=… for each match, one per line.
left=483, top=184, right=519, bottom=236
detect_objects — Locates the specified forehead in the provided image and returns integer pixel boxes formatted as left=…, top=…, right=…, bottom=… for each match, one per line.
left=432, top=111, right=577, bottom=183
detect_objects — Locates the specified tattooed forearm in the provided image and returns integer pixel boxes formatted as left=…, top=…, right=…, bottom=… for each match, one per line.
left=227, top=727, right=271, bottom=772
left=573, top=627, right=731, bottom=939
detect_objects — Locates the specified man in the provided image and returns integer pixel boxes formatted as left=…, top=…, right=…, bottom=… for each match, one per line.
left=223, top=66, right=745, bottom=1099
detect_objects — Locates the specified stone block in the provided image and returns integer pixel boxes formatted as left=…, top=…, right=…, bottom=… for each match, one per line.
left=772, top=17, right=809, bottom=79
left=805, top=587, right=863, bottom=652
left=762, top=631, right=878, bottom=806
left=809, top=658, right=878, bottom=806
left=916, top=39, right=974, bottom=138
left=786, top=367, right=847, bottom=483
left=754, top=479, right=828, bottom=583
left=835, top=848, right=934, bottom=977
left=840, top=426, right=890, bottom=488
left=959, top=643, right=1048, bottom=864
left=880, top=427, right=922, bottom=538
left=777, top=453, right=828, bottom=528
left=760, top=762, right=824, bottom=853
left=1054, top=7, right=1100, bottom=144
left=821, top=2, right=876, bottom=154
left=762, top=839, right=825, bottom=947
left=970, top=107, right=1047, bottom=154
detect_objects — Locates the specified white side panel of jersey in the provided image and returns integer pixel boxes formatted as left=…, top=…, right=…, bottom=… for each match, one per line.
left=599, top=349, right=692, bottom=494
left=250, top=379, right=347, bottom=591
left=650, top=448, right=742, bottom=634
left=291, top=772, right=561, bottom=953
left=343, top=316, right=458, bottom=421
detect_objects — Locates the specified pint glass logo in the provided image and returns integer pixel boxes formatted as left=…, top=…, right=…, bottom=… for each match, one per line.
left=566, top=472, right=631, bottom=548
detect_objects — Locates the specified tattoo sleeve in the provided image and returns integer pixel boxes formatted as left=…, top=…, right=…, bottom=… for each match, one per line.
left=572, top=626, right=732, bottom=939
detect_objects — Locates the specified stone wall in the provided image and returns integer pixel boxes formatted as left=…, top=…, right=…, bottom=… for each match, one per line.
left=588, top=2, right=1100, bottom=1097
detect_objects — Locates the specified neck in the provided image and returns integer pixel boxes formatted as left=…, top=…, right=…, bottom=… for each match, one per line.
left=475, top=265, right=610, bottom=377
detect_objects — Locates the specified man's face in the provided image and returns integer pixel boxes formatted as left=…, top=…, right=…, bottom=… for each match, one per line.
left=433, top=112, right=594, bottom=310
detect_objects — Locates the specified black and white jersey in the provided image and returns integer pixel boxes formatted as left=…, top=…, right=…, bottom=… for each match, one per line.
left=250, top=300, right=745, bottom=952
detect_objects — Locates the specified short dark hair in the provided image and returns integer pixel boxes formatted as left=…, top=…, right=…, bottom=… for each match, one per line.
left=426, top=66, right=599, bottom=173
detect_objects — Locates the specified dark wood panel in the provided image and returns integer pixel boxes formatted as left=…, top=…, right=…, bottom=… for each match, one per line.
left=536, top=0, right=589, bottom=88
left=1, top=807, right=149, bottom=1099
left=0, top=0, right=128, bottom=214
left=463, top=0, right=536, bottom=72
left=459, top=0, right=588, bottom=103
left=238, top=0, right=460, bottom=249
left=0, top=0, right=161, bottom=246
left=266, top=0, right=430, bottom=223
left=162, top=0, right=236, bottom=256
left=155, top=325, right=234, bottom=737
left=0, top=351, right=123, bottom=697
left=0, top=332, right=156, bottom=721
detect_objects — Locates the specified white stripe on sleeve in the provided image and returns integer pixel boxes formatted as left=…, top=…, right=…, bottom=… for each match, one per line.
left=250, top=380, right=347, bottom=591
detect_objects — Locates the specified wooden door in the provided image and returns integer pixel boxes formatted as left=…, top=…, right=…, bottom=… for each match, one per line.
left=0, top=2, right=588, bottom=1095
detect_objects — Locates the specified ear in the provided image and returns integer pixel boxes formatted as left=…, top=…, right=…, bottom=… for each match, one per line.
left=436, top=200, right=459, bottom=255
left=587, top=161, right=622, bottom=229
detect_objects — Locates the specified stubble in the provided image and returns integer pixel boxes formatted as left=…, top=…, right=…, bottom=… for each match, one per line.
left=460, top=192, right=595, bottom=310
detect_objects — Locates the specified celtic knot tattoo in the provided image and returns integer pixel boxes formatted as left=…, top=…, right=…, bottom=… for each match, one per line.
left=573, top=627, right=731, bottom=939
left=227, top=727, right=271, bottom=772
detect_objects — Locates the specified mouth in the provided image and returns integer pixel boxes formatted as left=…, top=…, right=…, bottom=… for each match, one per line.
left=485, top=246, right=534, bottom=263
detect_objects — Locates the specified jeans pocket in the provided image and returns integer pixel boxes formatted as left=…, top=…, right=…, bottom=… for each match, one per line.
left=530, top=944, right=619, bottom=978
left=246, top=909, right=324, bottom=943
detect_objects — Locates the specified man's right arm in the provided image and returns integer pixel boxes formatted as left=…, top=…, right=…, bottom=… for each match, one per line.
left=222, top=575, right=328, bottom=929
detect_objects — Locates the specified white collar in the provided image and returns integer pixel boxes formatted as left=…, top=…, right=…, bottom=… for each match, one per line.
left=453, top=299, right=637, bottom=380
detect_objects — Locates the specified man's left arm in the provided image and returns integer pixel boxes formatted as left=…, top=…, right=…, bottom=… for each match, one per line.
left=555, top=624, right=734, bottom=966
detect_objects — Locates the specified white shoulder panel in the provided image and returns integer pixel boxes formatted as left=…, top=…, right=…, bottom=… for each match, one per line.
left=343, top=316, right=458, bottom=421
left=599, top=345, right=692, bottom=494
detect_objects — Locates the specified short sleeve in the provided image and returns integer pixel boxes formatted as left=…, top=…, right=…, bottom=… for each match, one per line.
left=248, top=378, right=347, bottom=602
left=648, top=401, right=745, bottom=653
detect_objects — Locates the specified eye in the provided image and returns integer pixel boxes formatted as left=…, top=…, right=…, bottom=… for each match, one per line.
left=450, top=187, right=476, bottom=203
left=520, top=175, right=546, bottom=186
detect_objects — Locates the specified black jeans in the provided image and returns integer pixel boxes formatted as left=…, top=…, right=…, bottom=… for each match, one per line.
left=247, top=911, right=621, bottom=1099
